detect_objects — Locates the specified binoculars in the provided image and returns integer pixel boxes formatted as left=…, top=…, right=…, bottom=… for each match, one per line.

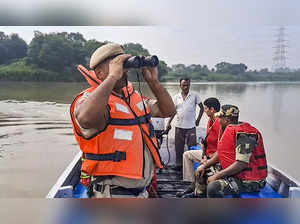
left=123, top=55, right=159, bottom=69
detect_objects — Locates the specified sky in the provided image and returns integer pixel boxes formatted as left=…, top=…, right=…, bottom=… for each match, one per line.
left=1, top=0, right=300, bottom=70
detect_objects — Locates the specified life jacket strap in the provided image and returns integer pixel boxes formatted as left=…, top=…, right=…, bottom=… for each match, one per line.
left=254, top=154, right=266, bottom=159
left=244, top=165, right=267, bottom=171
left=109, top=114, right=151, bottom=126
left=85, top=151, right=126, bottom=162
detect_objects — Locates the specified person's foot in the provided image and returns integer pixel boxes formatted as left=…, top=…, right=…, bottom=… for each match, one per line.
left=182, top=192, right=197, bottom=198
left=182, top=192, right=206, bottom=198
left=176, top=183, right=195, bottom=198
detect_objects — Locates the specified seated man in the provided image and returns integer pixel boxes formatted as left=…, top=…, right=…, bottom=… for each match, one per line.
left=177, top=97, right=221, bottom=197
left=194, top=105, right=267, bottom=198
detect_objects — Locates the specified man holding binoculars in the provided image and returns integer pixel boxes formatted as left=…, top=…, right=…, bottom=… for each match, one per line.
left=70, top=43, right=175, bottom=198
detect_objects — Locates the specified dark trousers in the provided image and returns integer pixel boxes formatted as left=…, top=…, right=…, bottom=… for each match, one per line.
left=175, top=127, right=197, bottom=166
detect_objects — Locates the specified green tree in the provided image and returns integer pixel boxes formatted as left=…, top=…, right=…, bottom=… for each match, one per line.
left=215, top=62, right=231, bottom=73
left=202, top=65, right=210, bottom=73
left=215, top=62, right=247, bottom=75
left=123, top=43, right=150, bottom=56
left=0, top=32, right=27, bottom=65
left=26, top=31, right=44, bottom=66
left=157, top=60, right=168, bottom=81
left=26, top=31, right=88, bottom=72
left=172, top=64, right=186, bottom=73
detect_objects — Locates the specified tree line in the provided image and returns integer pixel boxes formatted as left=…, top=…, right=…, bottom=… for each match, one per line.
left=0, top=31, right=170, bottom=82
left=1, top=31, right=300, bottom=82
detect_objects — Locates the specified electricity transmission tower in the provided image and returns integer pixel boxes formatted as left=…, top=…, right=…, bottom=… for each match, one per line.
left=272, top=27, right=288, bottom=72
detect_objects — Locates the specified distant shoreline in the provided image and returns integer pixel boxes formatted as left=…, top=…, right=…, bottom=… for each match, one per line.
left=1, top=78, right=300, bottom=82
left=1, top=67, right=300, bottom=82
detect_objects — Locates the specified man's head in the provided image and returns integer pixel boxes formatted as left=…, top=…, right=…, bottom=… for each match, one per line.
left=90, top=43, right=128, bottom=89
left=203, top=97, right=221, bottom=118
left=179, top=77, right=190, bottom=94
left=215, top=104, right=239, bottom=129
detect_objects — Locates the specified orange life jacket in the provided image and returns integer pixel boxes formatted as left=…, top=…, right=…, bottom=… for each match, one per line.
left=205, top=117, right=220, bottom=157
left=70, top=67, right=163, bottom=179
left=217, top=122, right=267, bottom=181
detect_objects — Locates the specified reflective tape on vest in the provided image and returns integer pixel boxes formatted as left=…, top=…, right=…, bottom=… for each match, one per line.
left=115, top=103, right=130, bottom=114
left=113, top=129, right=133, bottom=140
left=136, top=101, right=145, bottom=111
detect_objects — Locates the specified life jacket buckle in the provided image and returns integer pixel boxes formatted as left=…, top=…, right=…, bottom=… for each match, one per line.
left=138, top=116, right=147, bottom=124
left=113, top=151, right=126, bottom=162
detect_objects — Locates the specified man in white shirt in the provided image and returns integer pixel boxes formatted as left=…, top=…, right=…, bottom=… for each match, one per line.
left=166, top=77, right=204, bottom=170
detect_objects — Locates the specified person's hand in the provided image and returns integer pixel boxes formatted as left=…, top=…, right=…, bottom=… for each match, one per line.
left=195, top=165, right=205, bottom=178
left=207, top=174, right=218, bottom=184
left=108, top=54, right=131, bottom=80
left=195, top=118, right=200, bottom=126
left=200, top=156, right=207, bottom=165
left=141, top=66, right=159, bottom=83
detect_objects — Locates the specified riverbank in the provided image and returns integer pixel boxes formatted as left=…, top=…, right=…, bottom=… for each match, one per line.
left=1, top=62, right=300, bottom=82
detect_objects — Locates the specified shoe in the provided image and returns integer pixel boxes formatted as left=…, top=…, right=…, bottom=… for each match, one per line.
left=182, top=192, right=206, bottom=198
left=182, top=192, right=197, bottom=198
left=176, top=184, right=195, bottom=198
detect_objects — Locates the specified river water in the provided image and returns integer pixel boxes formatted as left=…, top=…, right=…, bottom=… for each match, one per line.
left=0, top=81, right=299, bottom=197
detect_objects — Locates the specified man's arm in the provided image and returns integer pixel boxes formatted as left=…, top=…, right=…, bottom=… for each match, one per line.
left=201, top=150, right=217, bottom=164
left=196, top=102, right=204, bottom=126
left=208, top=161, right=248, bottom=182
left=203, top=151, right=219, bottom=168
left=142, top=67, right=176, bottom=118
left=75, top=54, right=131, bottom=130
left=195, top=151, right=219, bottom=177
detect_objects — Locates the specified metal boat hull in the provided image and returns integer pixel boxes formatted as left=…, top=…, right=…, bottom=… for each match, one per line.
left=47, top=152, right=300, bottom=198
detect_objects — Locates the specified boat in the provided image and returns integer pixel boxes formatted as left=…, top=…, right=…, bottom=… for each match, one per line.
left=47, top=146, right=300, bottom=199
left=48, top=66, right=300, bottom=198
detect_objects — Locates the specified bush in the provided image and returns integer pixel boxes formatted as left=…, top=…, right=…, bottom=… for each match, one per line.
left=0, top=60, right=84, bottom=82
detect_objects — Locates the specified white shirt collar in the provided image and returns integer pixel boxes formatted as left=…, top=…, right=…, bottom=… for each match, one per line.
left=180, top=91, right=191, bottom=99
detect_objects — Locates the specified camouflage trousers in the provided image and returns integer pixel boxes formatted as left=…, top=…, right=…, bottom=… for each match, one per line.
left=206, top=178, right=266, bottom=198
left=194, top=165, right=266, bottom=198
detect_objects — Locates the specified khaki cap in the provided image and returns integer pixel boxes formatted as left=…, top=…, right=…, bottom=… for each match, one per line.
left=89, top=43, right=124, bottom=69
left=215, top=104, right=239, bottom=118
